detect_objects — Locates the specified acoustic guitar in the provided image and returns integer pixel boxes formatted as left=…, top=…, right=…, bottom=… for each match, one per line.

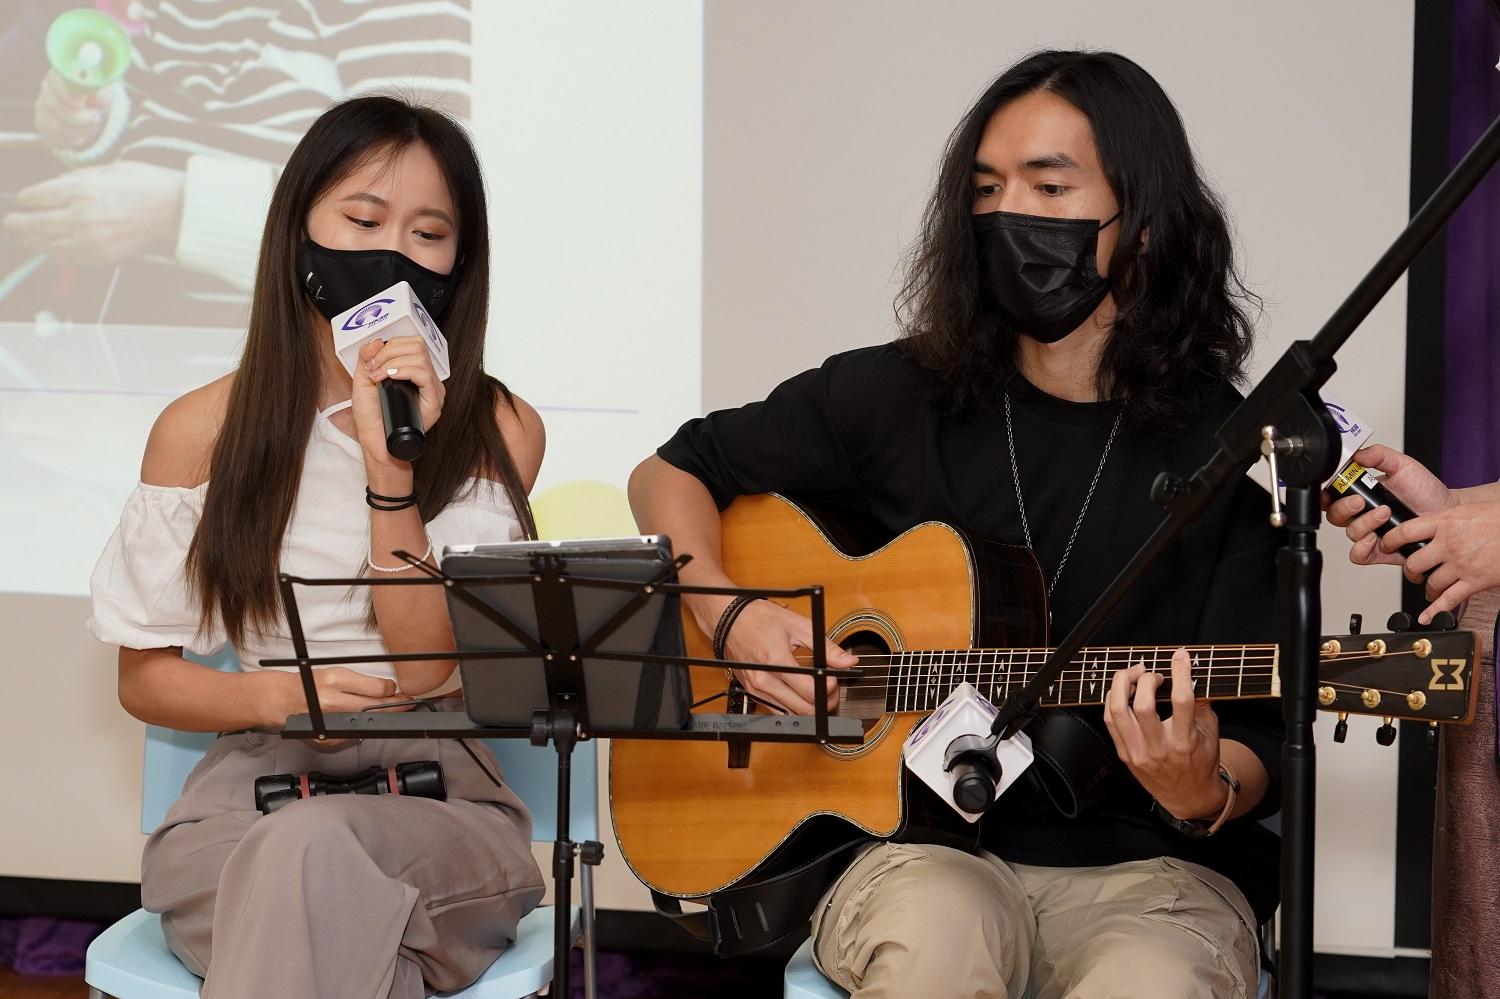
left=609, top=493, right=1479, bottom=900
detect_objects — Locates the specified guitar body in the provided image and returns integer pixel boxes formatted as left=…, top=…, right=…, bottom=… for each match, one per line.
left=609, top=494, right=1049, bottom=898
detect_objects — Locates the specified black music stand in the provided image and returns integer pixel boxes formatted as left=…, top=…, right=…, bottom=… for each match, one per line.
left=269, top=545, right=864, bottom=999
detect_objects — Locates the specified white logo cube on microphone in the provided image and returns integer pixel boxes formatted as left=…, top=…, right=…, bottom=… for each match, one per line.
left=903, top=682, right=1034, bottom=822
left=1318, top=391, right=1375, bottom=467
left=330, top=281, right=450, bottom=381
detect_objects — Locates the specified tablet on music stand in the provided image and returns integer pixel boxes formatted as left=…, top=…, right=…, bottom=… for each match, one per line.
left=441, top=536, right=692, bottom=732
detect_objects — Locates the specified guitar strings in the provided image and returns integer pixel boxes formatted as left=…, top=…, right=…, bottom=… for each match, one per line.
left=767, top=655, right=1394, bottom=687
left=702, top=649, right=1450, bottom=710
left=780, top=647, right=1429, bottom=675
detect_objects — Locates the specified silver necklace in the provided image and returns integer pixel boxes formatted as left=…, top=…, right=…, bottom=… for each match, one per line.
left=1003, top=392, right=1123, bottom=595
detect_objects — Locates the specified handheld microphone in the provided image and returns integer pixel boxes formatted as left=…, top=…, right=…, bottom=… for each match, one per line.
left=1325, top=460, right=1425, bottom=559
left=330, top=281, right=451, bottom=462
left=1319, top=395, right=1428, bottom=560
left=378, top=381, right=424, bottom=462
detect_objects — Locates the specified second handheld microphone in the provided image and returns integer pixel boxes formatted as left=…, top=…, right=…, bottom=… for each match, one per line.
left=1319, top=395, right=1427, bottom=560
left=1324, top=457, right=1427, bottom=560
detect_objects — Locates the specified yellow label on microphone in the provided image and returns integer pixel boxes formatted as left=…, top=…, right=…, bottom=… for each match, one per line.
left=1329, top=460, right=1367, bottom=495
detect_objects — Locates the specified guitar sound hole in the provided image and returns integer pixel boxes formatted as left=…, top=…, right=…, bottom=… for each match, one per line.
left=843, top=629, right=892, bottom=660
left=840, top=629, right=893, bottom=725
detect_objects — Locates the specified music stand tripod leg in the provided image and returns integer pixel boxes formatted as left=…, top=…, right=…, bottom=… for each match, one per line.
left=580, top=840, right=604, bottom=999
left=531, top=706, right=589, bottom=999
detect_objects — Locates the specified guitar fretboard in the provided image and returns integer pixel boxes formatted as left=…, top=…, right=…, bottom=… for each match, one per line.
left=880, top=645, right=1280, bottom=713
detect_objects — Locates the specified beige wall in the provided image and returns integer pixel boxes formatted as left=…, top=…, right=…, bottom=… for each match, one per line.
left=1, top=594, right=145, bottom=882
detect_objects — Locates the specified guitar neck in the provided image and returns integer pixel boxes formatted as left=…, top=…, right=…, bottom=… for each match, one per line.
left=879, top=644, right=1281, bottom=713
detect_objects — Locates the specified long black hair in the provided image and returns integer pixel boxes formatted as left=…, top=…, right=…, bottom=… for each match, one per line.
left=188, top=95, right=537, bottom=646
left=897, top=50, right=1258, bottom=430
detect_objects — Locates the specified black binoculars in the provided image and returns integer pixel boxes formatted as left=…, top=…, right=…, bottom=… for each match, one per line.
left=254, top=760, right=447, bottom=815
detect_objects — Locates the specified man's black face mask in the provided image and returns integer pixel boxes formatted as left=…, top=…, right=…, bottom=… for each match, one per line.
left=975, top=209, right=1119, bottom=343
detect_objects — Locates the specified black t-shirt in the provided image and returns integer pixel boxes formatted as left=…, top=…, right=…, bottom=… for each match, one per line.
left=657, top=342, right=1285, bottom=921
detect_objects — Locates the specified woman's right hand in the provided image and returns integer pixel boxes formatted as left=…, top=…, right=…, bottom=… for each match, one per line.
left=1326, top=444, right=1453, bottom=567
left=715, top=599, right=858, bottom=716
left=264, top=667, right=413, bottom=727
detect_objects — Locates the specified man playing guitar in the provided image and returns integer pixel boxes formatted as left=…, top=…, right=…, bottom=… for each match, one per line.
left=630, top=50, right=1281, bottom=998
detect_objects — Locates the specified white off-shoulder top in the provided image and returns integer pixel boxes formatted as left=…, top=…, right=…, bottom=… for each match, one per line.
left=87, top=400, right=524, bottom=693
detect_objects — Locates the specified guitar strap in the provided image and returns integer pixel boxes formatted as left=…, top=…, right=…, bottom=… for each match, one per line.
left=651, top=835, right=868, bottom=957
left=1025, top=709, right=1119, bottom=818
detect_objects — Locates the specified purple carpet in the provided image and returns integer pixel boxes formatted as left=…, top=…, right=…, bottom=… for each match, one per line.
left=0, top=917, right=104, bottom=977
left=0, top=915, right=782, bottom=995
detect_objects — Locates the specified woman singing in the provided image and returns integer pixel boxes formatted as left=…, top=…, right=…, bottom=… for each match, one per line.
left=88, top=96, right=545, bottom=998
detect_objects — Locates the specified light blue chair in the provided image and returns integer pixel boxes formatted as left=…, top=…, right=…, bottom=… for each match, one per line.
left=783, top=937, right=837, bottom=997
left=86, top=649, right=598, bottom=999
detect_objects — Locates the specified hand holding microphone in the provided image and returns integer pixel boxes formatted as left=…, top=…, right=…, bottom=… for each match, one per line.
left=330, top=281, right=452, bottom=464
left=300, top=233, right=460, bottom=464
left=354, top=335, right=444, bottom=463
left=1325, top=444, right=1453, bottom=567
left=1324, top=445, right=1500, bottom=624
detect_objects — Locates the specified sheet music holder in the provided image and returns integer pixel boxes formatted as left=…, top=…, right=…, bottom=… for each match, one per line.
left=268, top=536, right=865, bottom=999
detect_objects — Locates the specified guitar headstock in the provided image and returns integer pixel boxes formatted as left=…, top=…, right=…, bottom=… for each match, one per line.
left=1315, top=628, right=1479, bottom=726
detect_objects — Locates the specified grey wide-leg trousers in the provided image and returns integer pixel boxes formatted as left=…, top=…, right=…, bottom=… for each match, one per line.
left=140, top=729, right=545, bottom=999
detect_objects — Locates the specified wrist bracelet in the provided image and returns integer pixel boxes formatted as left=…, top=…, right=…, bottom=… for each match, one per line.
left=712, top=595, right=763, bottom=661
left=367, top=538, right=433, bottom=573
left=1152, top=763, right=1240, bottom=839
left=366, top=486, right=418, bottom=511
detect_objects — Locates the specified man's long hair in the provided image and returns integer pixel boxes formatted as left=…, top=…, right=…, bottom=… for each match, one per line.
left=187, top=96, right=537, bottom=647
left=897, top=50, right=1258, bottom=430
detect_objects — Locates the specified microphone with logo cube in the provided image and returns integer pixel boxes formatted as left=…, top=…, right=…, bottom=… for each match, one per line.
left=330, top=282, right=451, bottom=462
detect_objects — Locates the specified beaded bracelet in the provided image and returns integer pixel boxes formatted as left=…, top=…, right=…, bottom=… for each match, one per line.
left=367, top=538, right=433, bottom=573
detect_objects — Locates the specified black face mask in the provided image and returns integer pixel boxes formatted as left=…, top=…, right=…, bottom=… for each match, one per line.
left=975, top=209, right=1120, bottom=343
left=295, top=238, right=460, bottom=321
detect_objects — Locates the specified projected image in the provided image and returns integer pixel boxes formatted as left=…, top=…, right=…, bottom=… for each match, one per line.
left=0, top=2, right=475, bottom=592
left=0, top=1, right=471, bottom=385
left=0, top=3, right=705, bottom=596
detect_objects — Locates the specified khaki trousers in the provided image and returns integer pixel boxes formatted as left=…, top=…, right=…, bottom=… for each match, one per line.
left=812, top=843, right=1260, bottom=999
left=140, top=729, right=545, bottom=999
